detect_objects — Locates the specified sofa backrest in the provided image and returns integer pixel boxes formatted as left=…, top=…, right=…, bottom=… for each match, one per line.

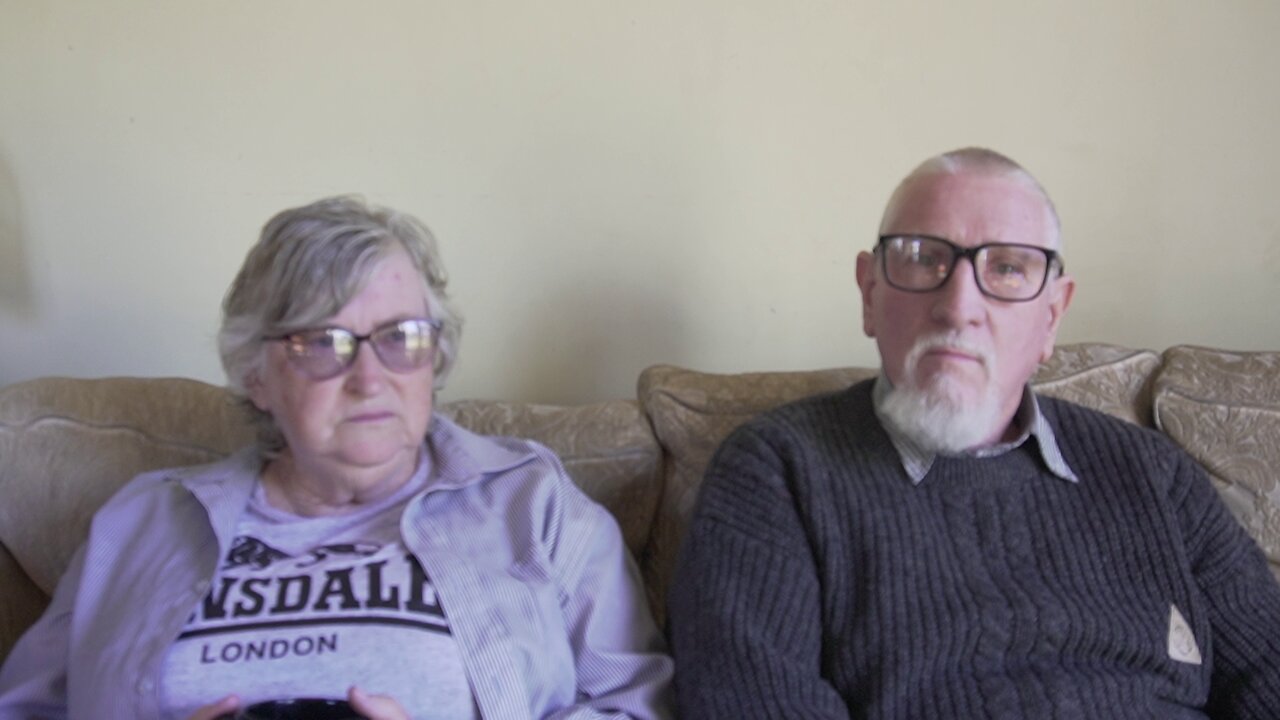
left=0, top=377, right=661, bottom=665
left=3, top=342, right=1278, bottom=666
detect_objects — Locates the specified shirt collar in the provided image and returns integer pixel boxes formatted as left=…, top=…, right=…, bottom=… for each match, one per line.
left=423, top=412, right=539, bottom=491
left=871, top=373, right=1079, bottom=485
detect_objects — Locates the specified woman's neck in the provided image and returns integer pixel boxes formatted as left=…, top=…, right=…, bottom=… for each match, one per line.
left=259, top=450, right=420, bottom=517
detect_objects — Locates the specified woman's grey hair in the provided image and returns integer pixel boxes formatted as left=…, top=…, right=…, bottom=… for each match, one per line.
left=880, top=147, right=1063, bottom=249
left=218, top=195, right=462, bottom=454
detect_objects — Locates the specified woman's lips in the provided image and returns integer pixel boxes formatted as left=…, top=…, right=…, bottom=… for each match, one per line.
left=346, top=411, right=395, bottom=423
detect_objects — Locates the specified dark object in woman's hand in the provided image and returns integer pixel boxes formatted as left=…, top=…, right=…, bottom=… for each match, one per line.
left=223, top=698, right=366, bottom=720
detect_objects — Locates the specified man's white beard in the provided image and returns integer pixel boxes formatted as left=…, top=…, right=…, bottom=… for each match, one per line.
left=878, top=333, right=1004, bottom=454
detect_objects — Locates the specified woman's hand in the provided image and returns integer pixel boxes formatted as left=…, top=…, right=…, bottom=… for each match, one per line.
left=181, top=688, right=403, bottom=720
left=349, top=685, right=409, bottom=720
left=185, top=694, right=240, bottom=720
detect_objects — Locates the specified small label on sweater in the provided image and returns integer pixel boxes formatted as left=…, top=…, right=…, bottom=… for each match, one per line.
left=1167, top=604, right=1202, bottom=665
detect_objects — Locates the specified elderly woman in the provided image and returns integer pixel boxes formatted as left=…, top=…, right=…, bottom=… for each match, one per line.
left=0, top=196, right=673, bottom=719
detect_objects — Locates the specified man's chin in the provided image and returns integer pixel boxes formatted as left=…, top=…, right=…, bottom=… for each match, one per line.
left=915, top=376, right=989, bottom=413
left=880, top=383, right=1002, bottom=454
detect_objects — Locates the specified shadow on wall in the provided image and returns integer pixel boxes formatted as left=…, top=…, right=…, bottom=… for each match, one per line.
left=506, top=272, right=691, bottom=404
left=0, top=149, right=34, bottom=320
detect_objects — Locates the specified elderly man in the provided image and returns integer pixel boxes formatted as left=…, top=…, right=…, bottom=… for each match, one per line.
left=667, top=148, right=1280, bottom=719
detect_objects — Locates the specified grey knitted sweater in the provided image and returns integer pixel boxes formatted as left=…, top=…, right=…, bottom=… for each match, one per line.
left=669, top=380, right=1280, bottom=719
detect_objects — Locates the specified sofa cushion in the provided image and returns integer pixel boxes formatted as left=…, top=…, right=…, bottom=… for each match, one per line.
left=1152, top=346, right=1280, bottom=578
left=0, top=377, right=252, bottom=596
left=438, top=399, right=661, bottom=556
left=1031, top=343, right=1161, bottom=427
left=638, top=342, right=1159, bottom=624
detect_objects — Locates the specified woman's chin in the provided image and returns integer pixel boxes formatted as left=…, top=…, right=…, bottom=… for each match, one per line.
left=342, top=447, right=414, bottom=471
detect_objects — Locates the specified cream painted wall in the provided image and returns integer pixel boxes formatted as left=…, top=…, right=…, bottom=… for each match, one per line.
left=1, top=1, right=1278, bottom=403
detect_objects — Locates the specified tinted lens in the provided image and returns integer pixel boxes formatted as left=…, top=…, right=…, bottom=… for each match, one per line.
left=369, top=319, right=437, bottom=372
left=280, top=328, right=356, bottom=380
left=882, top=235, right=953, bottom=290
left=977, top=245, right=1049, bottom=300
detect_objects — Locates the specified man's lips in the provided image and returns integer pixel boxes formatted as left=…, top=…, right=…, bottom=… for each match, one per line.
left=922, top=347, right=984, bottom=365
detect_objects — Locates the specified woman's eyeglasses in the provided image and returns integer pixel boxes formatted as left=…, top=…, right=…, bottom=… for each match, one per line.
left=263, top=317, right=442, bottom=381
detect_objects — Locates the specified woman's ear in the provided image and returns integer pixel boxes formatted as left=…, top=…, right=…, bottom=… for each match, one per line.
left=245, top=367, right=271, bottom=413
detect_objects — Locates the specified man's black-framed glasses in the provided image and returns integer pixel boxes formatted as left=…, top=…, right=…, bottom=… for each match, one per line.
left=264, top=317, right=442, bottom=381
left=875, top=234, right=1064, bottom=302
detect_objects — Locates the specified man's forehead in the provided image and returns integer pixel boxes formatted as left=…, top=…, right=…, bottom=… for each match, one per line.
left=883, top=170, right=1057, bottom=246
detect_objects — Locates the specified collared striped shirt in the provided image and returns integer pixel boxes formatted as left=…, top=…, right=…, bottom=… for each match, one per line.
left=871, top=374, right=1079, bottom=485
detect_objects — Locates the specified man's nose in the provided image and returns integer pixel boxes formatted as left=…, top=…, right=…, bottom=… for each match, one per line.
left=930, top=257, right=987, bottom=327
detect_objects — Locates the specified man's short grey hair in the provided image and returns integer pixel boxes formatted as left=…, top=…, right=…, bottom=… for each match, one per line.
left=218, top=195, right=462, bottom=453
left=879, top=147, right=1063, bottom=249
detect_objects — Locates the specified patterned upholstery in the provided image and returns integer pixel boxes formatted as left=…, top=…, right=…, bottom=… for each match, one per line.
left=1153, top=346, right=1280, bottom=578
left=440, top=399, right=661, bottom=555
left=1031, top=344, right=1161, bottom=427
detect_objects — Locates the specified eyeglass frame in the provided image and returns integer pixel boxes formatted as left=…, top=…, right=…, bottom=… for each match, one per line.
left=874, top=234, right=1065, bottom=303
left=261, top=317, right=443, bottom=381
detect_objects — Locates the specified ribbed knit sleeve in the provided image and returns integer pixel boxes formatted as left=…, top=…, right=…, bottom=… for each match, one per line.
left=1042, top=398, right=1280, bottom=719
left=668, top=419, right=850, bottom=719
left=1170, top=450, right=1280, bottom=718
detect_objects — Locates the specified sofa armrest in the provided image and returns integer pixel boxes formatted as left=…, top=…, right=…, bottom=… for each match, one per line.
left=1153, top=345, right=1280, bottom=580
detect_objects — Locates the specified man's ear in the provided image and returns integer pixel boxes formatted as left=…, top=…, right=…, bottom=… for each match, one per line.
left=855, top=251, right=880, bottom=338
left=1039, top=273, right=1076, bottom=362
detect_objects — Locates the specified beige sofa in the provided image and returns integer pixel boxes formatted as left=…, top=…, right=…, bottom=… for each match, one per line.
left=2, top=342, right=1278, bottom=666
